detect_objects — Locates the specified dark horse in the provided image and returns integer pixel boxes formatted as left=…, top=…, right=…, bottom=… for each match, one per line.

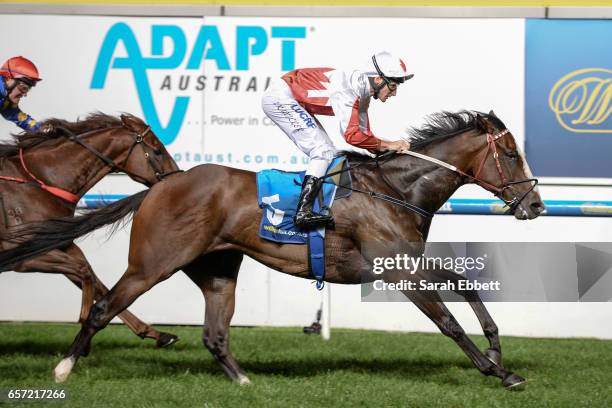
left=0, top=111, right=544, bottom=388
left=0, top=113, right=180, bottom=346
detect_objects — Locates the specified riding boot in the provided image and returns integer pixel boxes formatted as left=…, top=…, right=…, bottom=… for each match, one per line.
left=294, top=175, right=334, bottom=229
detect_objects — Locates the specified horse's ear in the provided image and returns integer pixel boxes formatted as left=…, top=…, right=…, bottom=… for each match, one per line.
left=475, top=113, right=490, bottom=132
left=120, top=114, right=132, bottom=126
left=120, top=113, right=144, bottom=130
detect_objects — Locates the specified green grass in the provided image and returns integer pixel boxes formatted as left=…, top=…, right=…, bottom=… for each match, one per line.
left=0, top=323, right=611, bottom=407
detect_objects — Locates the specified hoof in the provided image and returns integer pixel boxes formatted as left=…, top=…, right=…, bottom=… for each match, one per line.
left=485, top=348, right=502, bottom=367
left=237, top=374, right=252, bottom=386
left=502, top=373, right=527, bottom=390
left=156, top=332, right=179, bottom=348
left=54, top=356, right=76, bottom=383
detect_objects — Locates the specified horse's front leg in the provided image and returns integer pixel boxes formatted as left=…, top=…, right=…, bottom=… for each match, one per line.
left=424, top=265, right=503, bottom=367
left=381, top=267, right=525, bottom=389
left=13, top=247, right=95, bottom=323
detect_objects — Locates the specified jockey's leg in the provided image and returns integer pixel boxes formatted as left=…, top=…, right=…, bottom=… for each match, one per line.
left=262, top=79, right=336, bottom=229
left=295, top=142, right=336, bottom=228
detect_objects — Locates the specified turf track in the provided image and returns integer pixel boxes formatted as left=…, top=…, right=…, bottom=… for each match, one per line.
left=1, top=323, right=611, bottom=407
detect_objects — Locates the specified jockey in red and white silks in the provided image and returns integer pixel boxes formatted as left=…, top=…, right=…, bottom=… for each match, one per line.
left=262, top=51, right=414, bottom=229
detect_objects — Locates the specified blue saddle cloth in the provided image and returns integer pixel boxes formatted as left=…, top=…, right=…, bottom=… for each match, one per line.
left=256, top=156, right=351, bottom=289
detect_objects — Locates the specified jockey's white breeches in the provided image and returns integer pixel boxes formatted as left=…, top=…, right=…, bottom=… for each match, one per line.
left=262, top=78, right=337, bottom=178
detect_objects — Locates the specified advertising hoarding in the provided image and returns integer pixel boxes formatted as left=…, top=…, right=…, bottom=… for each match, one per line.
left=525, top=19, right=612, bottom=178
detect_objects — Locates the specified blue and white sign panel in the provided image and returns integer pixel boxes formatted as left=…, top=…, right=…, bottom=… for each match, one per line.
left=525, top=20, right=612, bottom=178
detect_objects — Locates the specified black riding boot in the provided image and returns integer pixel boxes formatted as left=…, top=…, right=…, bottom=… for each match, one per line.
left=294, top=175, right=333, bottom=229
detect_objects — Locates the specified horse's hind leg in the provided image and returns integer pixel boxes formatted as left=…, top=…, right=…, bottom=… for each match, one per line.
left=54, top=261, right=179, bottom=383
left=64, top=244, right=178, bottom=348
left=403, top=288, right=525, bottom=389
left=183, top=251, right=249, bottom=385
left=427, top=266, right=502, bottom=366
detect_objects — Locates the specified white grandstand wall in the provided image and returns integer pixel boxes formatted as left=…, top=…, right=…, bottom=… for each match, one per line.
left=1, top=14, right=611, bottom=338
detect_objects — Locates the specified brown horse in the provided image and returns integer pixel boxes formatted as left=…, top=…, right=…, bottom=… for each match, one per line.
left=0, top=111, right=544, bottom=388
left=0, top=113, right=180, bottom=347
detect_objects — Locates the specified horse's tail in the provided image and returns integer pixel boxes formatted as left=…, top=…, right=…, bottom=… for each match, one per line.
left=0, top=190, right=149, bottom=271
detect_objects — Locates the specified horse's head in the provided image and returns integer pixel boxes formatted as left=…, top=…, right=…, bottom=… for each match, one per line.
left=113, top=114, right=180, bottom=186
left=468, top=111, right=544, bottom=220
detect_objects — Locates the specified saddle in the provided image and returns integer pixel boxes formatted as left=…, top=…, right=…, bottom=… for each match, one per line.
left=256, top=156, right=352, bottom=288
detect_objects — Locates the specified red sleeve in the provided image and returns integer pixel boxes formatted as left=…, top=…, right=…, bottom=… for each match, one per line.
left=343, top=99, right=381, bottom=152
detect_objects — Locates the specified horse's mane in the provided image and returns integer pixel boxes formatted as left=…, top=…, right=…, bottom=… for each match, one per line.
left=408, top=110, right=506, bottom=148
left=0, top=112, right=124, bottom=159
left=343, top=110, right=507, bottom=162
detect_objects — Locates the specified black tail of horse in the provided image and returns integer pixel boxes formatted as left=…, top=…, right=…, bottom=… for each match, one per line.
left=0, top=191, right=149, bottom=271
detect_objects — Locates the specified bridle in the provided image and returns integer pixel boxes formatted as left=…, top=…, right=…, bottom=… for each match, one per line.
left=470, top=129, right=538, bottom=214
left=0, top=124, right=181, bottom=204
left=322, top=127, right=538, bottom=217
left=397, top=128, right=538, bottom=215
left=57, top=125, right=181, bottom=184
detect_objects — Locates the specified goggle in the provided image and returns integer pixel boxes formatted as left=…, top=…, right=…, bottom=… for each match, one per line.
left=14, top=80, right=32, bottom=93
left=386, top=81, right=399, bottom=92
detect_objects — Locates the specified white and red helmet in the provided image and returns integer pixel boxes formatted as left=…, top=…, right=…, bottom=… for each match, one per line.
left=365, top=51, right=413, bottom=83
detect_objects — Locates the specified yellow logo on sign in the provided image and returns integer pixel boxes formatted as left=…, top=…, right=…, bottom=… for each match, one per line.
left=548, top=68, right=611, bottom=134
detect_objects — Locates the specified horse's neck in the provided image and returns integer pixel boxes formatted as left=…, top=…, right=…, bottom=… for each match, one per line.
left=402, top=163, right=464, bottom=214
left=397, top=132, right=480, bottom=214
left=21, top=131, right=121, bottom=197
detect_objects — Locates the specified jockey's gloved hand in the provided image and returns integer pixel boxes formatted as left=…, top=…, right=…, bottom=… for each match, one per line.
left=40, top=123, right=54, bottom=134
left=380, top=139, right=411, bottom=153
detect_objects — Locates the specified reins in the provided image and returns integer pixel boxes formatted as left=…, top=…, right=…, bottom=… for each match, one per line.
left=57, top=125, right=181, bottom=183
left=320, top=127, right=538, bottom=218
left=320, top=150, right=434, bottom=218
left=0, top=124, right=180, bottom=203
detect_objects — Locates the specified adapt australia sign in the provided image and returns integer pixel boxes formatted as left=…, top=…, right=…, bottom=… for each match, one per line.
left=91, top=21, right=307, bottom=146
left=0, top=15, right=525, bottom=173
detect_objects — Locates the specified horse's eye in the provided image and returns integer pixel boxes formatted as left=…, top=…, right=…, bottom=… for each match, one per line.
left=506, top=151, right=519, bottom=160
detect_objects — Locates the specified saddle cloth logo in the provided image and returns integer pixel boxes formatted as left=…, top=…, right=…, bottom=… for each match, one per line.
left=262, top=194, right=284, bottom=226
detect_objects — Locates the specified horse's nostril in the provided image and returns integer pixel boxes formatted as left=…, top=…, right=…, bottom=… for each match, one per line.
left=530, top=201, right=545, bottom=214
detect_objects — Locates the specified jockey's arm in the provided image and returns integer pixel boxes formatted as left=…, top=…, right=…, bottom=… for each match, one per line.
left=332, top=96, right=410, bottom=153
left=1, top=105, right=40, bottom=131
left=333, top=97, right=382, bottom=153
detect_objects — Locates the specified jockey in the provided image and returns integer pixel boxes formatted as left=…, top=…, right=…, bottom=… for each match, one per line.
left=262, top=51, right=414, bottom=229
left=0, top=56, right=42, bottom=132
